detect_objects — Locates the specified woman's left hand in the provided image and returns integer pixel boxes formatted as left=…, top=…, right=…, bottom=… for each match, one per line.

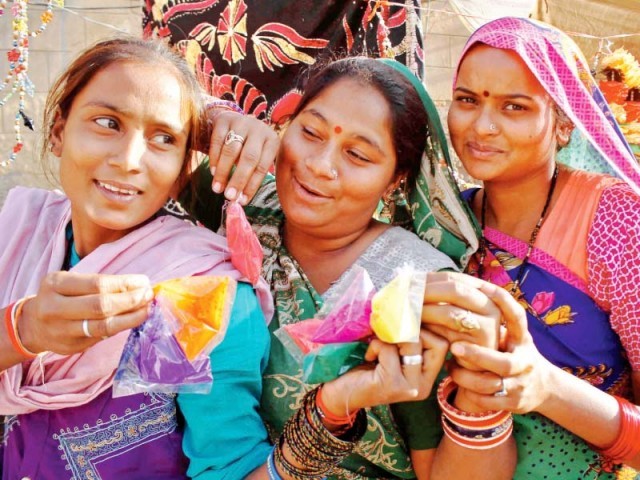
left=207, top=111, right=279, bottom=204
left=447, top=282, right=555, bottom=414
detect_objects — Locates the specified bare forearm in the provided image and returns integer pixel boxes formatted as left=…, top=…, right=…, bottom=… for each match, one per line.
left=431, top=436, right=517, bottom=479
left=539, top=366, right=640, bottom=469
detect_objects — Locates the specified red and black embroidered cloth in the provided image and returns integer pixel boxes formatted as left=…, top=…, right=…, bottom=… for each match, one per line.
left=142, top=0, right=423, bottom=126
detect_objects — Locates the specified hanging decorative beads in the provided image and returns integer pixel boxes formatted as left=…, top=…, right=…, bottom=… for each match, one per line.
left=0, top=0, right=64, bottom=167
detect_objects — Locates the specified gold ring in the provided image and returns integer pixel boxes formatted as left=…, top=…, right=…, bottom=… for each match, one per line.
left=452, top=309, right=479, bottom=332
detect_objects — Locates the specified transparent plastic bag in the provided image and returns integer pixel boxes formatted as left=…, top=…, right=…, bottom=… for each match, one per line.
left=274, top=267, right=375, bottom=383
left=311, top=266, right=375, bottom=344
left=370, top=264, right=426, bottom=343
left=225, top=200, right=263, bottom=286
left=113, top=276, right=236, bottom=397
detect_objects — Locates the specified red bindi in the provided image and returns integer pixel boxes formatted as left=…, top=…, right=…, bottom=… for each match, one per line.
left=334, top=125, right=342, bottom=134
left=483, top=90, right=490, bottom=97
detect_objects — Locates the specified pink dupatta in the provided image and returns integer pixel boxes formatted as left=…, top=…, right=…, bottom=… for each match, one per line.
left=0, top=187, right=273, bottom=415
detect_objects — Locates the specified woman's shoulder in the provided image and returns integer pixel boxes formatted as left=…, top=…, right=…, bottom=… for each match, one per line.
left=566, top=168, right=623, bottom=191
left=358, top=226, right=457, bottom=288
left=4, top=186, right=66, bottom=209
left=1, top=187, right=69, bottom=231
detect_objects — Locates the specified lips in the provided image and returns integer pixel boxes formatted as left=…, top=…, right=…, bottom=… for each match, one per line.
left=293, top=176, right=331, bottom=199
left=465, top=141, right=505, bottom=159
left=95, top=180, right=142, bottom=197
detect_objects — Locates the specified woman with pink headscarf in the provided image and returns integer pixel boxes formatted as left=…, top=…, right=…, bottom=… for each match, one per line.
left=431, top=17, right=640, bottom=479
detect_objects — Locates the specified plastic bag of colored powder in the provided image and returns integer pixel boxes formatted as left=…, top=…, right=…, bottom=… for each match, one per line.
left=113, top=276, right=236, bottom=397
left=370, top=264, right=426, bottom=343
left=225, top=200, right=263, bottom=286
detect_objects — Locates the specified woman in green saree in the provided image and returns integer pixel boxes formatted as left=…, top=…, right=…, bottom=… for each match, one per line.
left=227, top=57, right=515, bottom=479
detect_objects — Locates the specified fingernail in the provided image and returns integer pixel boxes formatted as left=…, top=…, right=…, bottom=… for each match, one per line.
left=212, top=181, right=223, bottom=193
left=144, top=287, right=154, bottom=301
left=238, top=193, right=248, bottom=205
left=451, top=343, right=465, bottom=356
left=225, top=187, right=237, bottom=200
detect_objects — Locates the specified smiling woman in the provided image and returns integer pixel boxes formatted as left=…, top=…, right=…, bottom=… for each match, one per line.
left=209, top=57, right=517, bottom=480
left=53, top=60, right=190, bottom=254
left=438, top=17, right=640, bottom=480
left=0, top=38, right=275, bottom=479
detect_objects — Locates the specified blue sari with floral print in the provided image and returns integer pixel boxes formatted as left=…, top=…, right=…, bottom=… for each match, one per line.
left=463, top=188, right=633, bottom=480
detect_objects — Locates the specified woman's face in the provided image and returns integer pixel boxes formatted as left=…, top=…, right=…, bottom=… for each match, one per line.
left=276, top=78, right=397, bottom=238
left=53, top=61, right=190, bottom=246
left=447, top=45, right=559, bottom=185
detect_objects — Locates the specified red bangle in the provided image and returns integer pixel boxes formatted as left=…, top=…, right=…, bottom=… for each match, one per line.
left=316, top=385, right=359, bottom=426
left=437, top=376, right=513, bottom=450
left=597, top=395, right=640, bottom=463
left=4, top=296, right=38, bottom=359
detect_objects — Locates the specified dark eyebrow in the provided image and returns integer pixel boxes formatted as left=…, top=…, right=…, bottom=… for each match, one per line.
left=83, top=101, right=186, bottom=133
left=303, top=108, right=385, bottom=155
left=454, top=87, right=533, bottom=102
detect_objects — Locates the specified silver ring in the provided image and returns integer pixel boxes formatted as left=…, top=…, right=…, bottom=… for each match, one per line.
left=493, top=377, right=508, bottom=397
left=82, top=319, right=92, bottom=338
left=452, top=309, right=479, bottom=332
left=489, top=123, right=497, bottom=132
left=224, top=129, right=245, bottom=146
left=401, top=354, right=423, bottom=366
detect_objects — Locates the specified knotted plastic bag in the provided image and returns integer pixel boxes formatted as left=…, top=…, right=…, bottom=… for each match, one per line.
left=113, top=276, right=236, bottom=397
left=225, top=200, right=263, bottom=286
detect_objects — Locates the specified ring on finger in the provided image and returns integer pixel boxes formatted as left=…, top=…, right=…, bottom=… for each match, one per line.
left=82, top=319, right=92, bottom=338
left=401, top=354, right=423, bottom=366
left=224, top=129, right=245, bottom=146
left=452, top=309, right=479, bottom=332
left=493, top=377, right=508, bottom=397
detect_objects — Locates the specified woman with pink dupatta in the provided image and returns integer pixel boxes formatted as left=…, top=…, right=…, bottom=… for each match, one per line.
left=0, top=38, right=276, bottom=479
left=430, top=17, right=640, bottom=480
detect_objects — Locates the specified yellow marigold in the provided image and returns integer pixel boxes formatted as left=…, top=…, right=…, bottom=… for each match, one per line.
left=41, top=11, right=53, bottom=24
left=601, top=48, right=640, bottom=89
left=615, top=466, right=638, bottom=480
left=610, top=103, right=628, bottom=124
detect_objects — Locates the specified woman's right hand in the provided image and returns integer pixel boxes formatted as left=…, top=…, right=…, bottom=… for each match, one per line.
left=320, top=329, right=449, bottom=416
left=18, top=271, right=153, bottom=356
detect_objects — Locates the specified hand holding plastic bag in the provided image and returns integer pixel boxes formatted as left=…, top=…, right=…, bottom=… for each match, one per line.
left=275, top=264, right=427, bottom=384
left=113, top=276, right=236, bottom=397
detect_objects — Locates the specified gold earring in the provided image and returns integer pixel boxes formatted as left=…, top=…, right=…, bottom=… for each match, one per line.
left=379, top=196, right=392, bottom=221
